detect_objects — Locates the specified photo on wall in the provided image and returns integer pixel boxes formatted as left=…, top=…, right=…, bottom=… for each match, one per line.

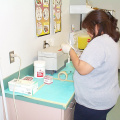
left=53, top=0, right=62, bottom=33
left=35, top=0, right=50, bottom=36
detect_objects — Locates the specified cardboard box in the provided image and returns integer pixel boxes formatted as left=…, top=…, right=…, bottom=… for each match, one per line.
left=8, top=79, right=38, bottom=95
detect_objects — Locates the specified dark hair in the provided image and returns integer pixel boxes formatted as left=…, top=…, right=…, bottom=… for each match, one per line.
left=82, top=10, right=120, bottom=42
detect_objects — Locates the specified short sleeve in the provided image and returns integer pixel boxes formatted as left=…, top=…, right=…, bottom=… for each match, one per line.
left=80, top=39, right=106, bottom=68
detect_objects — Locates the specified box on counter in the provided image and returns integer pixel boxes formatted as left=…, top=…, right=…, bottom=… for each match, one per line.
left=44, top=75, right=53, bottom=84
left=8, top=79, right=38, bottom=95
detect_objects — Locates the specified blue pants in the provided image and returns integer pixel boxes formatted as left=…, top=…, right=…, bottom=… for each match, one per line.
left=74, top=103, right=113, bottom=120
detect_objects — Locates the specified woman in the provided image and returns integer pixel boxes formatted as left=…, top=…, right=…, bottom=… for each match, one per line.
left=61, top=10, right=120, bottom=120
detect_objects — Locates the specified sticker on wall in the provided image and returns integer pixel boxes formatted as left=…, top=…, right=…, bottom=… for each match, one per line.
left=35, top=0, right=50, bottom=37
left=53, top=0, right=61, bottom=33
left=43, top=0, right=49, bottom=7
left=37, top=22, right=42, bottom=35
left=44, top=22, right=49, bottom=33
left=43, top=8, right=49, bottom=20
left=53, top=0, right=55, bottom=8
left=36, top=0, right=42, bottom=5
left=53, top=9, right=55, bottom=19
left=57, top=21, right=60, bottom=31
left=36, top=7, right=42, bottom=20
left=56, top=9, right=60, bottom=19
left=56, top=0, right=60, bottom=8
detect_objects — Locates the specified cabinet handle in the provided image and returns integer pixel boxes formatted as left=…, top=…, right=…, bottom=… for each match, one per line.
left=68, top=102, right=76, bottom=110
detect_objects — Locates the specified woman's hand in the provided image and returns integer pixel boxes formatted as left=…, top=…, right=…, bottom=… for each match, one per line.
left=61, top=43, right=71, bottom=54
left=61, top=43, right=94, bottom=75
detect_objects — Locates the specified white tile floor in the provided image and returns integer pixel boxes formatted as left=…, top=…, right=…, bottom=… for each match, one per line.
left=107, top=71, right=120, bottom=120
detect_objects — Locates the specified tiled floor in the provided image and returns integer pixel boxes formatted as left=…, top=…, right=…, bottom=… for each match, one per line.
left=107, top=71, right=120, bottom=120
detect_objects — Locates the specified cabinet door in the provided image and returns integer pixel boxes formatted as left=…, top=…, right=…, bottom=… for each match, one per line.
left=6, top=97, right=62, bottom=120
left=61, top=99, right=76, bottom=120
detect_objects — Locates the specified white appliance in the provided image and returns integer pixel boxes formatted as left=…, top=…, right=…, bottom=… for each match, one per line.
left=38, top=46, right=68, bottom=74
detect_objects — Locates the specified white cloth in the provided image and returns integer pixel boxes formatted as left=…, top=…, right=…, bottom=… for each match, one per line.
left=73, top=34, right=120, bottom=110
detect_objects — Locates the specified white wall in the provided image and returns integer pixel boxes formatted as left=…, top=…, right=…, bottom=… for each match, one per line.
left=70, top=0, right=86, bottom=5
left=0, top=0, right=80, bottom=78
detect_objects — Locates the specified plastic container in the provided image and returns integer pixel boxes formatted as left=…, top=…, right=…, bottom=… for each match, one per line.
left=34, top=60, right=45, bottom=78
left=78, top=34, right=91, bottom=49
left=44, top=75, right=53, bottom=84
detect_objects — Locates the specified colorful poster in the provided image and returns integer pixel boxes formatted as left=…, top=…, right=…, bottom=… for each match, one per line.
left=35, top=0, right=50, bottom=36
left=53, top=0, right=61, bottom=33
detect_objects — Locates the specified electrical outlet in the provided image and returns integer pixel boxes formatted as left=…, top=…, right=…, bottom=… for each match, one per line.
left=9, top=51, right=14, bottom=63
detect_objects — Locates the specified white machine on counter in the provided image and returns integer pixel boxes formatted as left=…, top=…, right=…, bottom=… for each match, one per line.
left=38, top=46, right=68, bottom=74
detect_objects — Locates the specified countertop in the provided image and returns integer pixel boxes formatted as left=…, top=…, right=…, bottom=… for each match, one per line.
left=4, top=62, right=75, bottom=110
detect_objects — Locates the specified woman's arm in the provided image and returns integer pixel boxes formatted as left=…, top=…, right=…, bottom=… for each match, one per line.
left=70, top=48, right=94, bottom=75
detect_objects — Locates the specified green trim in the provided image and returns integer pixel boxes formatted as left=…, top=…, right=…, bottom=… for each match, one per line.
left=5, top=93, right=67, bottom=110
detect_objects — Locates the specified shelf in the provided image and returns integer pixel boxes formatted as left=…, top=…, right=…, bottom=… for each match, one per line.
left=70, top=5, right=93, bottom=14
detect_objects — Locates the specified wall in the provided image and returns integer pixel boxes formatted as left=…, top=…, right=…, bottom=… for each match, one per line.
left=0, top=0, right=80, bottom=79
left=70, top=0, right=86, bottom=5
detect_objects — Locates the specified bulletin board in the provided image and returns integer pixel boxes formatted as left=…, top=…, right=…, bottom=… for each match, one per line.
left=53, top=0, right=61, bottom=33
left=35, top=0, right=50, bottom=36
